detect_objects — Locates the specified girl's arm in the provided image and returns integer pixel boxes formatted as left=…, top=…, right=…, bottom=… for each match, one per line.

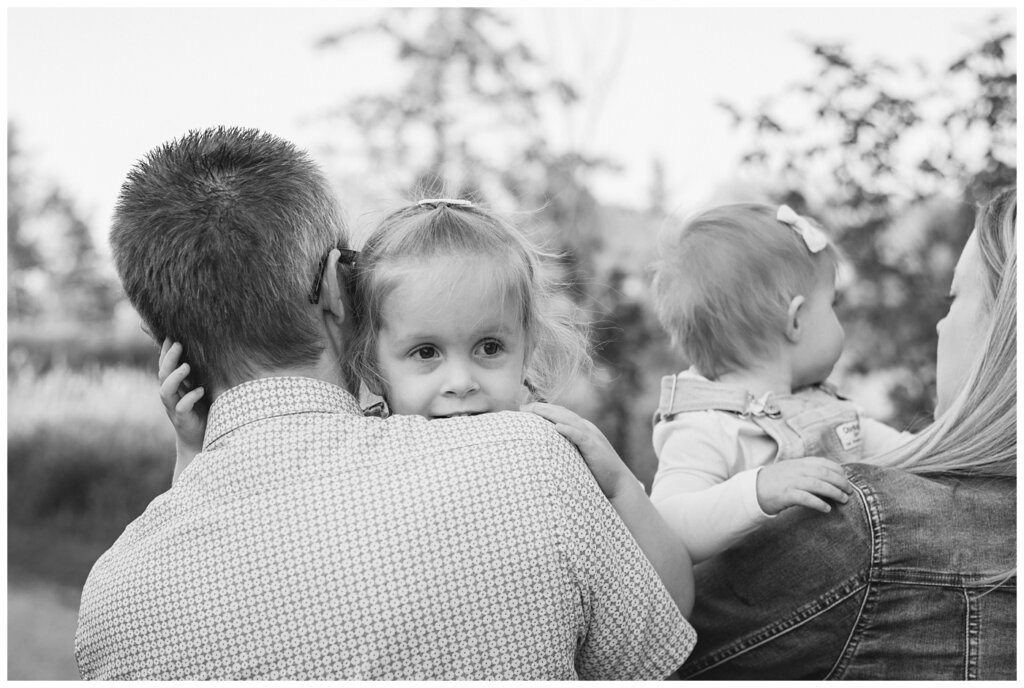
left=157, top=339, right=207, bottom=484
left=526, top=402, right=695, bottom=618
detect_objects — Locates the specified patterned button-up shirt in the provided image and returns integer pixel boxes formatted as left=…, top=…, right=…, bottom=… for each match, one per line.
left=75, top=377, right=694, bottom=679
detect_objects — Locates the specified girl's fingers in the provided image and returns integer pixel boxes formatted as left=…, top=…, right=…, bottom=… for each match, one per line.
left=803, top=464, right=851, bottom=491
left=176, top=386, right=205, bottom=414
left=802, top=478, right=849, bottom=504
left=160, top=337, right=172, bottom=360
left=160, top=363, right=191, bottom=406
left=553, top=422, right=588, bottom=447
left=790, top=490, right=832, bottom=513
left=526, top=402, right=583, bottom=429
left=157, top=342, right=183, bottom=382
left=525, top=401, right=566, bottom=421
left=795, top=459, right=852, bottom=493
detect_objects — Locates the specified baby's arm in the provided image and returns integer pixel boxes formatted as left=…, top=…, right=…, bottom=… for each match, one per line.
left=527, top=402, right=695, bottom=618
left=157, top=338, right=207, bottom=484
left=652, top=416, right=851, bottom=562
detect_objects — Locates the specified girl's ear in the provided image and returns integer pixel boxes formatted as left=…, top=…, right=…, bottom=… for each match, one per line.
left=785, top=295, right=805, bottom=343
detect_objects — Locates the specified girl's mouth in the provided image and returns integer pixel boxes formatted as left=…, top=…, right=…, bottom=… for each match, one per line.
left=431, top=411, right=485, bottom=419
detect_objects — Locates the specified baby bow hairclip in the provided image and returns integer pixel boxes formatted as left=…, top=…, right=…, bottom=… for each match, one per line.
left=777, top=205, right=829, bottom=253
left=417, top=198, right=474, bottom=208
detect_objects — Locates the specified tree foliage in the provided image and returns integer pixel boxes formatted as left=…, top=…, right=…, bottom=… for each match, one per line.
left=319, top=8, right=580, bottom=199
left=7, top=122, right=117, bottom=323
left=720, top=18, right=1015, bottom=427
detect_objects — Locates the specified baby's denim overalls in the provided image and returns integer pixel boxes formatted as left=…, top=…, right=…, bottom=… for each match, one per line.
left=653, top=374, right=865, bottom=463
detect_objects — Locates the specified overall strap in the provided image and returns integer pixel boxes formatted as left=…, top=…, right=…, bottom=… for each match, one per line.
left=653, top=375, right=784, bottom=424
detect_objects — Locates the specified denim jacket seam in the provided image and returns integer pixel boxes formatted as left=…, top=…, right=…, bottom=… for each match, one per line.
left=825, top=478, right=882, bottom=679
left=682, top=573, right=868, bottom=678
left=872, top=569, right=1016, bottom=588
left=962, top=588, right=971, bottom=680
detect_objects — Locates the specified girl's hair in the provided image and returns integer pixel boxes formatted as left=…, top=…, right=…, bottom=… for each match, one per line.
left=650, top=203, right=840, bottom=379
left=872, top=187, right=1017, bottom=478
left=349, top=201, right=591, bottom=401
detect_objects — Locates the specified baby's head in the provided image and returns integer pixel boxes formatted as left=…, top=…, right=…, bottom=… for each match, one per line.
left=350, top=200, right=590, bottom=418
left=652, top=203, right=844, bottom=387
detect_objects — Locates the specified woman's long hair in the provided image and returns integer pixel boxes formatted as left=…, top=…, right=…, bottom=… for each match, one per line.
left=874, top=187, right=1016, bottom=477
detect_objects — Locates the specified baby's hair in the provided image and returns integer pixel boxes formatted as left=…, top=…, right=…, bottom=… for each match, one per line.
left=349, top=200, right=592, bottom=401
left=650, top=203, right=840, bottom=379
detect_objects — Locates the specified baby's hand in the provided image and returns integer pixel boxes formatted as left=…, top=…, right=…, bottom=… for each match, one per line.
left=525, top=402, right=632, bottom=500
left=158, top=338, right=206, bottom=480
left=756, top=457, right=852, bottom=515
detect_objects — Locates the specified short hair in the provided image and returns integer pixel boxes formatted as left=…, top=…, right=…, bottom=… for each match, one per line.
left=349, top=201, right=591, bottom=402
left=110, top=127, right=349, bottom=391
left=873, top=186, right=1016, bottom=478
left=650, top=203, right=840, bottom=378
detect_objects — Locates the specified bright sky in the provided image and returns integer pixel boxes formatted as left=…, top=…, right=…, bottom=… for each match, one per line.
left=7, top=7, right=1011, bottom=247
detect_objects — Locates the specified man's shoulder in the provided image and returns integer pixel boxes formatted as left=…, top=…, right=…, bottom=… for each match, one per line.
left=378, top=410, right=574, bottom=459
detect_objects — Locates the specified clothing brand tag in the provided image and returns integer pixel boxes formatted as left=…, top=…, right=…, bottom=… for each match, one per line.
left=835, top=421, right=862, bottom=451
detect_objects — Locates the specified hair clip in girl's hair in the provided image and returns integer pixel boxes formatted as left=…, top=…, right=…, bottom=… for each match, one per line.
left=777, top=205, right=829, bottom=253
left=416, top=198, right=474, bottom=208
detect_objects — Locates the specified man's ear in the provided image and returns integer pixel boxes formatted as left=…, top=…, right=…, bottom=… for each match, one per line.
left=319, top=249, right=350, bottom=326
left=785, top=295, right=805, bottom=343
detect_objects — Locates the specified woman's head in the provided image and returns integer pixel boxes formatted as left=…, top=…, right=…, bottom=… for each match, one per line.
left=879, top=187, right=1016, bottom=477
left=350, top=200, right=590, bottom=417
left=651, top=203, right=842, bottom=382
left=935, top=187, right=1017, bottom=415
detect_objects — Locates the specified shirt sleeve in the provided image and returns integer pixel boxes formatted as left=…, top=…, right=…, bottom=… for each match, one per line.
left=543, top=431, right=696, bottom=680
left=859, top=417, right=914, bottom=458
left=651, top=414, right=774, bottom=563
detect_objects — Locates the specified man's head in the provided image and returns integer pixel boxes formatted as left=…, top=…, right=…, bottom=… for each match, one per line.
left=110, top=127, right=350, bottom=394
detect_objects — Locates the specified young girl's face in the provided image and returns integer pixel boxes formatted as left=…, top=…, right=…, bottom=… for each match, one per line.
left=374, top=255, right=529, bottom=418
left=792, top=266, right=845, bottom=388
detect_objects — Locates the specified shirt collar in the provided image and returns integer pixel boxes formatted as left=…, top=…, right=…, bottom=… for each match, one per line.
left=203, top=376, right=362, bottom=450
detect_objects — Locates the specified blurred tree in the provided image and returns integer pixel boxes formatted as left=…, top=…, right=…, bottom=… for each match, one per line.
left=7, top=121, right=118, bottom=325
left=8, top=123, right=43, bottom=319
left=39, top=190, right=119, bottom=322
left=318, top=9, right=623, bottom=263
left=719, top=17, right=1015, bottom=428
left=319, top=8, right=579, bottom=198
left=647, top=157, right=668, bottom=217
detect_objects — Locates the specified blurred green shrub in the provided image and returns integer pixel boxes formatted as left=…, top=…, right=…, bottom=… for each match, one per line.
left=8, top=364, right=174, bottom=539
left=8, top=324, right=156, bottom=374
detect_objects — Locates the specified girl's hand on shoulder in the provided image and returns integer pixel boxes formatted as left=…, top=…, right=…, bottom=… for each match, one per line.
left=756, top=457, right=852, bottom=515
left=158, top=338, right=207, bottom=478
left=525, top=401, right=632, bottom=500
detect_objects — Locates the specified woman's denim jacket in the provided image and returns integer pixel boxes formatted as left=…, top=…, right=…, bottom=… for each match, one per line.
left=679, top=463, right=1016, bottom=680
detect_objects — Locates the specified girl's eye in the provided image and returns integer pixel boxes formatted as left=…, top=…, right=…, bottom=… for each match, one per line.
left=478, top=339, right=504, bottom=357
left=410, top=345, right=439, bottom=361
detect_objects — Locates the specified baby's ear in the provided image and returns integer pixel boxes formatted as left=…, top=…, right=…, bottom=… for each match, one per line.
left=785, top=295, right=806, bottom=343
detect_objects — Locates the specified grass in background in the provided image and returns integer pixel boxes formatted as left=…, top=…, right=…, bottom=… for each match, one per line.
left=8, top=363, right=177, bottom=681
left=8, top=364, right=175, bottom=542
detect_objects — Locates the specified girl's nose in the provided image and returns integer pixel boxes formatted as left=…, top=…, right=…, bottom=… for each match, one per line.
left=442, top=360, right=480, bottom=398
